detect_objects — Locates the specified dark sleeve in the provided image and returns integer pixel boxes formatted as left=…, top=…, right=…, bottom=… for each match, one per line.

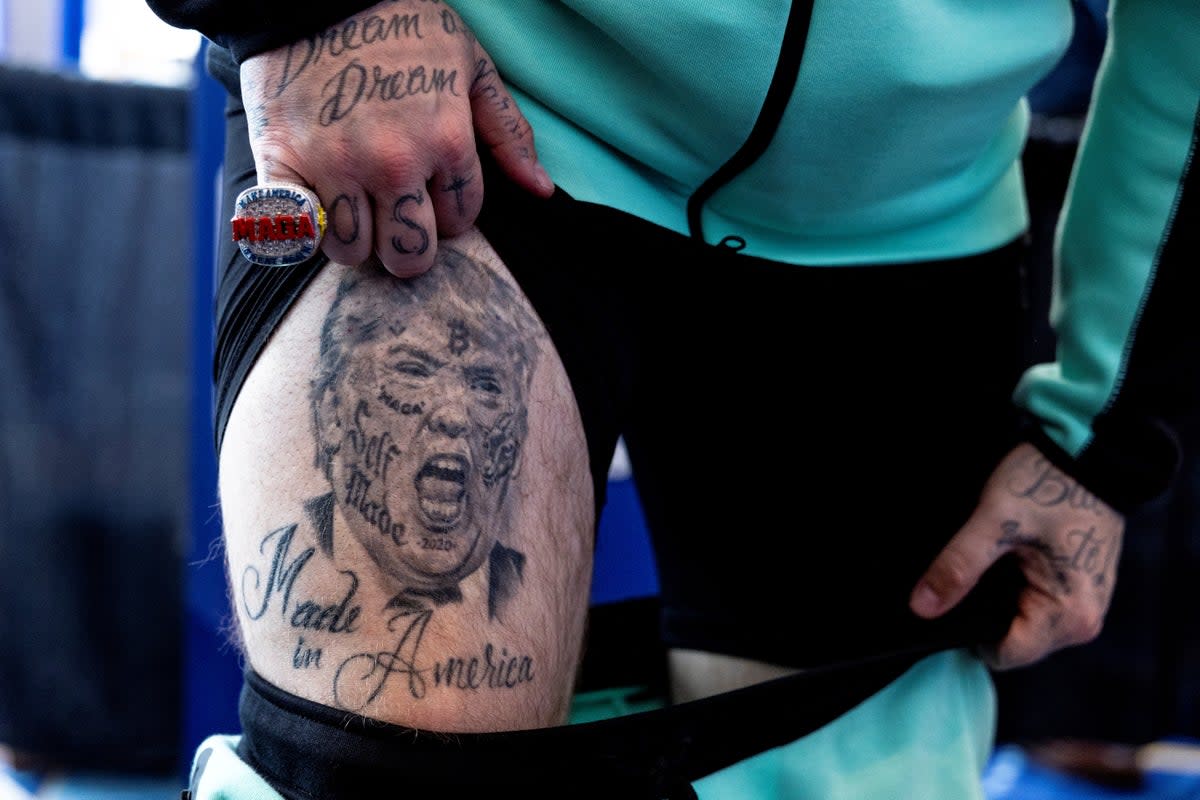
left=145, top=0, right=379, bottom=62
left=1014, top=0, right=1200, bottom=512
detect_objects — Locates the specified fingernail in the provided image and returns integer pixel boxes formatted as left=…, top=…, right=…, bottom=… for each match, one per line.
left=911, top=584, right=942, bottom=618
left=534, top=162, right=554, bottom=194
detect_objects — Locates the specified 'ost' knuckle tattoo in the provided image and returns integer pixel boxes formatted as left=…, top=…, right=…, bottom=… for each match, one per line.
left=329, top=193, right=362, bottom=245
left=441, top=174, right=474, bottom=218
left=238, top=245, right=549, bottom=716
left=391, top=191, right=431, bottom=255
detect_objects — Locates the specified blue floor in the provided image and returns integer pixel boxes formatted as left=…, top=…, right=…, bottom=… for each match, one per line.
left=0, top=770, right=180, bottom=800
left=983, top=746, right=1200, bottom=800
left=4, top=747, right=1200, bottom=799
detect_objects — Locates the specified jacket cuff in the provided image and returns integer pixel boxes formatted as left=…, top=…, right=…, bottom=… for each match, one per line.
left=215, top=1, right=382, bottom=63
left=1018, top=413, right=1181, bottom=515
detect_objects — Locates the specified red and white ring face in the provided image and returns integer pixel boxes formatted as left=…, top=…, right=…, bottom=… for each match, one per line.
left=232, top=184, right=326, bottom=267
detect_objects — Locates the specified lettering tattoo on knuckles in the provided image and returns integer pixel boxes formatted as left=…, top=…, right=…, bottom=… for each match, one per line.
left=239, top=247, right=545, bottom=712
left=392, top=192, right=431, bottom=255
left=442, top=175, right=473, bottom=218
left=330, top=194, right=361, bottom=245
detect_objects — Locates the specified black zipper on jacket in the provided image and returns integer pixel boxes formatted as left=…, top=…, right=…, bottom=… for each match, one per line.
left=685, top=1, right=817, bottom=245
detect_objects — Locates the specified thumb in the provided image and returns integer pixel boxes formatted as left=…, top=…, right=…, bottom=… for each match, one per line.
left=469, top=55, right=554, bottom=197
left=910, top=513, right=1006, bottom=619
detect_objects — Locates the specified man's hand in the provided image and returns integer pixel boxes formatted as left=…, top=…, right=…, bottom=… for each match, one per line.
left=910, top=443, right=1124, bottom=670
left=239, top=1, right=553, bottom=277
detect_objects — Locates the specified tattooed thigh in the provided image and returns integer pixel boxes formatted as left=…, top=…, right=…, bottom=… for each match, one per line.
left=218, top=229, right=593, bottom=732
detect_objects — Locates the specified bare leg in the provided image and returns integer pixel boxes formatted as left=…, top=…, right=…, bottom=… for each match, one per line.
left=668, top=650, right=800, bottom=704
left=219, top=230, right=593, bottom=731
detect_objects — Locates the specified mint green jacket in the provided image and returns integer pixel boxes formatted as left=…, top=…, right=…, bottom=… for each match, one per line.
left=453, top=0, right=1200, bottom=510
left=155, top=0, right=1200, bottom=526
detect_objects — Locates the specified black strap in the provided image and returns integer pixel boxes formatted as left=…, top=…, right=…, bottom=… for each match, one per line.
left=686, top=1, right=817, bottom=243
left=238, top=647, right=934, bottom=800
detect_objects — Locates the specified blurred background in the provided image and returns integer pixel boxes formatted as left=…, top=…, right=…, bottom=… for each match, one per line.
left=1, top=1, right=1199, bottom=798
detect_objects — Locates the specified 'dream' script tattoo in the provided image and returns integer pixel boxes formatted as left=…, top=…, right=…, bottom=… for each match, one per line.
left=268, top=1, right=505, bottom=130
left=239, top=246, right=544, bottom=713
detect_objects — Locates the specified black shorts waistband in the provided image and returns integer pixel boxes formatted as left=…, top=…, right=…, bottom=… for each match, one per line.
left=238, top=647, right=942, bottom=800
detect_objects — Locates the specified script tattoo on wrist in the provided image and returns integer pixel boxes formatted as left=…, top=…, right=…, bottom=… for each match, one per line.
left=238, top=245, right=544, bottom=712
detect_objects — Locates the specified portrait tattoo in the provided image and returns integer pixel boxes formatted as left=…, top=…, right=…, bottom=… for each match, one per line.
left=299, top=247, right=542, bottom=711
left=239, top=246, right=547, bottom=714
left=312, top=247, right=539, bottom=611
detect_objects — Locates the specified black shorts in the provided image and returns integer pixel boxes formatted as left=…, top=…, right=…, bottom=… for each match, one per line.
left=210, top=44, right=1026, bottom=793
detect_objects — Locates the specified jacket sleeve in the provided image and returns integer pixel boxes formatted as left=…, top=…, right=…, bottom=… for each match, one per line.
left=146, top=0, right=380, bottom=62
left=1014, top=0, right=1200, bottom=512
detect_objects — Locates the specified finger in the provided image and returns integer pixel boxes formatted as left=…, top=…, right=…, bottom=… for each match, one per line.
left=250, top=148, right=364, bottom=266
left=910, top=513, right=1008, bottom=619
left=318, top=188, right=372, bottom=267
left=376, top=187, right=437, bottom=278
left=429, top=128, right=485, bottom=237
left=984, top=588, right=1062, bottom=670
left=250, top=134, right=310, bottom=189
left=469, top=55, right=554, bottom=198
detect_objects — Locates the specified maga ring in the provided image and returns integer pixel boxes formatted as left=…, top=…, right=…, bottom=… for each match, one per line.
left=231, top=183, right=327, bottom=267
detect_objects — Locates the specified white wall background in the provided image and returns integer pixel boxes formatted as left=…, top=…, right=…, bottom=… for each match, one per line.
left=0, top=0, right=199, bottom=85
left=1, top=0, right=65, bottom=68
left=80, top=0, right=199, bottom=85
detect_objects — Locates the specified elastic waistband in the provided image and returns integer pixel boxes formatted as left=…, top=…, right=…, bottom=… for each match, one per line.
left=238, top=648, right=938, bottom=800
